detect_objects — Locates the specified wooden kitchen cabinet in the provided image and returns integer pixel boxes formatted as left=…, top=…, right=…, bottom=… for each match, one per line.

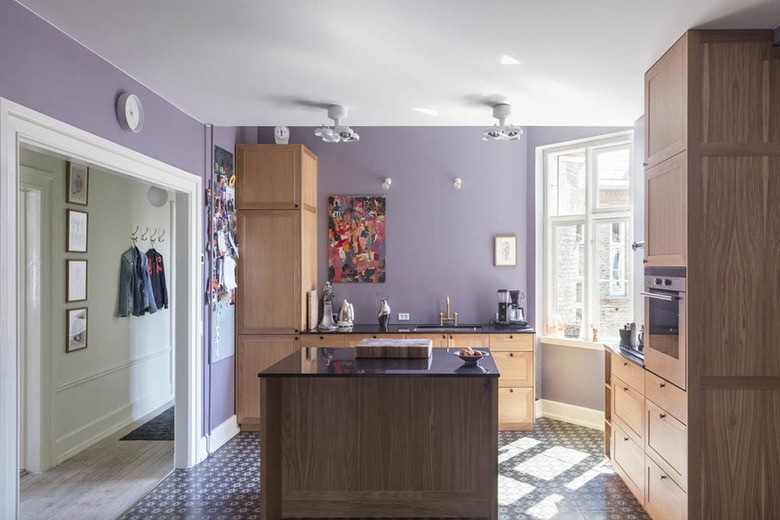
left=645, top=398, right=688, bottom=491
left=490, top=334, right=535, bottom=430
left=613, top=421, right=646, bottom=506
left=448, top=333, right=489, bottom=349
left=237, top=335, right=300, bottom=428
left=645, top=152, right=687, bottom=267
left=237, top=144, right=317, bottom=210
left=236, top=144, right=317, bottom=431
left=644, top=33, right=687, bottom=168
left=301, top=334, right=346, bottom=349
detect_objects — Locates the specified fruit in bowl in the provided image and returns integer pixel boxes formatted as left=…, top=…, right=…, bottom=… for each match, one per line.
left=454, top=347, right=489, bottom=366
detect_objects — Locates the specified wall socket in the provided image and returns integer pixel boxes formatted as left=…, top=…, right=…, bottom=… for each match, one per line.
left=398, top=313, right=410, bottom=321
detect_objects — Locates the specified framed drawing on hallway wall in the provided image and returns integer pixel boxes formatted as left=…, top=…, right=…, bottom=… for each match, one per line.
left=66, top=307, right=88, bottom=353
left=67, top=162, right=89, bottom=205
left=494, top=235, right=517, bottom=267
left=67, top=209, right=88, bottom=253
left=66, top=259, right=88, bottom=302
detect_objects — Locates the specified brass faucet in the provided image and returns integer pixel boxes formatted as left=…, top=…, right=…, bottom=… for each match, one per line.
left=439, top=296, right=459, bottom=326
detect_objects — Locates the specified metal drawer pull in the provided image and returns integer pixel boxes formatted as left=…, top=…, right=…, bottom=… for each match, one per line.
left=509, top=389, right=513, bottom=393
left=624, top=436, right=629, bottom=441
left=659, top=413, right=666, bottom=419
left=624, top=387, right=629, bottom=391
left=509, top=352, right=514, bottom=357
left=660, top=383, right=666, bottom=388
left=660, top=475, right=667, bottom=480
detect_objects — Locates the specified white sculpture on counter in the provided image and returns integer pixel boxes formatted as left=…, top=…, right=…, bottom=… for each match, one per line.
left=337, top=299, right=354, bottom=330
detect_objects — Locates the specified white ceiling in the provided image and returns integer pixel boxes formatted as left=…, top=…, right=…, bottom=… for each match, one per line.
left=17, top=0, right=780, bottom=127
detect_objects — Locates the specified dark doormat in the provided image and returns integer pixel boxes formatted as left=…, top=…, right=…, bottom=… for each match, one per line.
left=120, top=406, right=174, bottom=441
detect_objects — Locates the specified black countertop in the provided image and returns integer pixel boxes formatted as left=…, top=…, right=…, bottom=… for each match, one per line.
left=604, top=342, right=645, bottom=367
left=259, top=347, right=500, bottom=378
left=302, top=323, right=535, bottom=334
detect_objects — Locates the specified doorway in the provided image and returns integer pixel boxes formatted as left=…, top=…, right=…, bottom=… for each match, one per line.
left=0, top=99, right=205, bottom=519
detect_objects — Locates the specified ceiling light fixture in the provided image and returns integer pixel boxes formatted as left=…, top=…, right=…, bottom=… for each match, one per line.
left=482, top=103, right=523, bottom=141
left=314, top=104, right=360, bottom=143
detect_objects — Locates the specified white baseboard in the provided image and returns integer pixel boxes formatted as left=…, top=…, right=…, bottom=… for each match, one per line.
left=55, top=393, right=173, bottom=464
left=538, top=399, right=604, bottom=431
left=208, top=415, right=239, bottom=454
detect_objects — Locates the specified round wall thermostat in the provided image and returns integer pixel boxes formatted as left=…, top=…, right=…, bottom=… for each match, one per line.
left=274, top=126, right=290, bottom=144
left=116, top=93, right=144, bottom=133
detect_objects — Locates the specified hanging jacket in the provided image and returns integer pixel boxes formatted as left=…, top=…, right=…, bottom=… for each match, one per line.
left=146, top=248, right=169, bottom=310
left=119, top=246, right=158, bottom=317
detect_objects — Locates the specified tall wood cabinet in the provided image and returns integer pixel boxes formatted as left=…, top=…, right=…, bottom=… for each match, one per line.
left=236, top=144, right=318, bottom=429
left=609, top=29, right=780, bottom=519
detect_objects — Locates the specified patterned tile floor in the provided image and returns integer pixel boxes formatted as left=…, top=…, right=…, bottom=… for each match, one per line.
left=122, top=418, right=648, bottom=520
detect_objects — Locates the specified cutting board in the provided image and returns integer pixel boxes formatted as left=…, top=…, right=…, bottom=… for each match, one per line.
left=355, top=338, right=433, bottom=359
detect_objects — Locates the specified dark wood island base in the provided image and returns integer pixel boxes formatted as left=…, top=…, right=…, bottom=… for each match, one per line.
left=259, top=348, right=499, bottom=519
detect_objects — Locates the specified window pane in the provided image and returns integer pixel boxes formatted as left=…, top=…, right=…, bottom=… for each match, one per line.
left=550, top=223, right=584, bottom=336
left=596, top=220, right=631, bottom=338
left=549, top=150, right=586, bottom=216
left=595, top=146, right=630, bottom=209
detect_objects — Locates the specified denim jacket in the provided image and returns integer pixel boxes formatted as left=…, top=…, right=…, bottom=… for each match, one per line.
left=119, top=246, right=158, bottom=317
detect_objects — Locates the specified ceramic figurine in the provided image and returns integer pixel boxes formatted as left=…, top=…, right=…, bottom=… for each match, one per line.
left=377, top=298, right=391, bottom=332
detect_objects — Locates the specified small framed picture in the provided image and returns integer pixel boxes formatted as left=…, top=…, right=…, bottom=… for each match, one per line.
left=66, top=259, right=88, bottom=302
left=66, top=307, right=88, bottom=353
left=67, top=162, right=89, bottom=206
left=494, top=235, right=517, bottom=267
left=67, top=209, right=88, bottom=253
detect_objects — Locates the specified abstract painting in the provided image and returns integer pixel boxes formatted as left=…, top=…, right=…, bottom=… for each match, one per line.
left=328, top=196, right=386, bottom=283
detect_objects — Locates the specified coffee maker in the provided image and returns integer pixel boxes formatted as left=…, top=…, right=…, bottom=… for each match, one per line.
left=497, top=290, right=510, bottom=323
left=508, top=290, right=526, bottom=324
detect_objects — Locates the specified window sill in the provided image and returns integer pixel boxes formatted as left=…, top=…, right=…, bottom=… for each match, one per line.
left=540, top=336, right=607, bottom=352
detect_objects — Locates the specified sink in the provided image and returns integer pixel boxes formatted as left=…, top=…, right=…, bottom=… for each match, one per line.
left=413, top=325, right=483, bottom=332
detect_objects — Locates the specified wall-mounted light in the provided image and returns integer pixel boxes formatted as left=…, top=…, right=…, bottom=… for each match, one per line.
left=453, top=178, right=462, bottom=190
left=382, top=177, right=392, bottom=190
left=147, top=186, right=169, bottom=207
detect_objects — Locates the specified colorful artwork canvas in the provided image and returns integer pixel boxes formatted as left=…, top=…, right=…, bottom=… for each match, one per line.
left=328, top=196, right=386, bottom=283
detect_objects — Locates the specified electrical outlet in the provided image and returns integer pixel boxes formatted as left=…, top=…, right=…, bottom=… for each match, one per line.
left=398, top=313, right=410, bottom=321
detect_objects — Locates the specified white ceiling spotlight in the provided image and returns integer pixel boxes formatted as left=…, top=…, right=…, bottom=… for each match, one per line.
left=314, top=104, right=360, bottom=143
left=482, top=103, right=523, bottom=142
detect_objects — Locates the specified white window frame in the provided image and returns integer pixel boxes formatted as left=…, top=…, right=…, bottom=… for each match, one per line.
left=542, top=132, right=634, bottom=341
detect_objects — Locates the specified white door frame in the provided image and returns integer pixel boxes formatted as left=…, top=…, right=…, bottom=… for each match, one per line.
left=0, top=98, right=206, bottom=520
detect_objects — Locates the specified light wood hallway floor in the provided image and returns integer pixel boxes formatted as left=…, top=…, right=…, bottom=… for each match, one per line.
left=20, top=404, right=174, bottom=520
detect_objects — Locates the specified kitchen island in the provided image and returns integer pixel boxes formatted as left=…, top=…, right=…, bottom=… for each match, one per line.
left=258, top=347, right=499, bottom=519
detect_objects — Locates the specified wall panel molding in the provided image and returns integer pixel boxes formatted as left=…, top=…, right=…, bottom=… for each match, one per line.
left=56, top=347, right=171, bottom=393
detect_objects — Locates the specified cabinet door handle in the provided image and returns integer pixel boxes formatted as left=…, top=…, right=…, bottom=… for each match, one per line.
left=509, top=335, right=513, bottom=339
left=294, top=337, right=299, bottom=340
left=659, top=413, right=666, bottom=419
left=623, top=436, right=629, bottom=441
left=623, top=361, right=628, bottom=366
left=450, top=335, right=453, bottom=339
left=319, top=336, right=324, bottom=340
left=623, top=387, right=629, bottom=391
left=509, top=352, right=514, bottom=357
left=660, top=383, right=666, bottom=388
left=660, top=475, right=667, bottom=480
left=294, top=328, right=299, bottom=333
left=509, top=388, right=513, bottom=393
left=372, top=335, right=377, bottom=338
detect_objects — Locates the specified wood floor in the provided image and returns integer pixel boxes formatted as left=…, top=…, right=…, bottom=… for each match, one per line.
left=20, top=403, right=174, bottom=520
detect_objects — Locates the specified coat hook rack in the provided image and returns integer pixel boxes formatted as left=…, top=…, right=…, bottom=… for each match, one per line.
left=158, top=229, right=166, bottom=243
left=150, top=228, right=158, bottom=243
left=140, top=227, right=150, bottom=241
left=130, top=225, right=139, bottom=243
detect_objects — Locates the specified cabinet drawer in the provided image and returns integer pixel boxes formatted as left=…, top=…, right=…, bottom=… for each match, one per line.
left=646, top=399, right=688, bottom=491
left=498, top=387, right=534, bottom=431
left=646, top=456, right=687, bottom=520
left=490, top=334, right=533, bottom=352
left=613, top=422, right=645, bottom=505
left=612, top=353, right=645, bottom=393
left=646, top=370, right=687, bottom=424
left=448, top=334, right=489, bottom=349
left=613, top=376, right=644, bottom=442
left=493, top=351, right=533, bottom=387
left=301, top=334, right=345, bottom=348
left=344, top=333, right=406, bottom=348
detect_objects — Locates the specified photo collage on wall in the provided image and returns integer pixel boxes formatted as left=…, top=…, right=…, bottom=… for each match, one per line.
left=65, top=161, right=89, bottom=352
left=208, top=146, right=239, bottom=346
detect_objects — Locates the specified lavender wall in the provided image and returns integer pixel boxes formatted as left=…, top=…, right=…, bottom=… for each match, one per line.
left=259, top=127, right=529, bottom=325
left=0, top=0, right=243, bottom=434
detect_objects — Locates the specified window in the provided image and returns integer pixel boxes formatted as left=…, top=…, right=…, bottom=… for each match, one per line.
left=544, top=133, right=633, bottom=340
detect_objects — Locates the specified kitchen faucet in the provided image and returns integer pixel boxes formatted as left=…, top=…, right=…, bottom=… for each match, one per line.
left=439, top=296, right=458, bottom=326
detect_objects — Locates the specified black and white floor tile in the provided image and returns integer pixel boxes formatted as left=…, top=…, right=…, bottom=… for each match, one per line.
left=122, top=418, right=647, bottom=520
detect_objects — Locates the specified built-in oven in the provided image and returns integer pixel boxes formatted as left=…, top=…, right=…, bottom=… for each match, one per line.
left=642, top=267, right=686, bottom=389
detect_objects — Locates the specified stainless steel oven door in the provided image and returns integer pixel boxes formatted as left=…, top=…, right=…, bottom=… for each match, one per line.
left=642, top=288, right=686, bottom=389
